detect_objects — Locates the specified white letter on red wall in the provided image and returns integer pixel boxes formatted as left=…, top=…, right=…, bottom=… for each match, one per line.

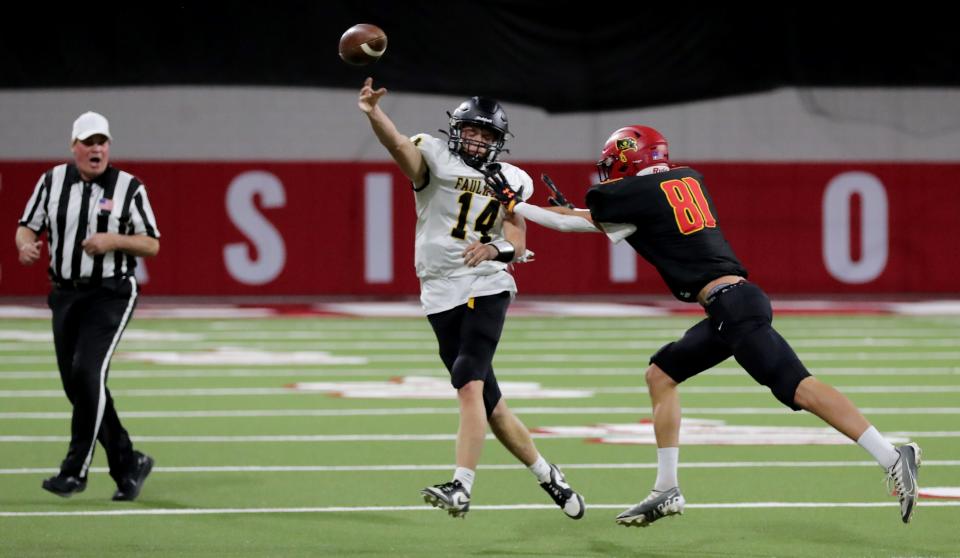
left=364, top=173, right=393, bottom=283
left=224, top=171, right=287, bottom=285
left=822, top=171, right=888, bottom=284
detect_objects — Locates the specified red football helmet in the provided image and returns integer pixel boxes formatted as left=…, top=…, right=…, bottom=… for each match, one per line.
left=596, top=125, right=669, bottom=181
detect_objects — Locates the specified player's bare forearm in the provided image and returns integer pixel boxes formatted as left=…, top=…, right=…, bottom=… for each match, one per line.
left=502, top=213, right=527, bottom=256
left=361, top=92, right=426, bottom=184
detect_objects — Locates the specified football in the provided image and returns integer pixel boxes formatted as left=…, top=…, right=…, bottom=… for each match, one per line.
left=338, top=24, right=388, bottom=66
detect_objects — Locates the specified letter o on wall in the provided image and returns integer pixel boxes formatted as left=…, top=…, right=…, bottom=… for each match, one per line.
left=822, top=171, right=888, bottom=284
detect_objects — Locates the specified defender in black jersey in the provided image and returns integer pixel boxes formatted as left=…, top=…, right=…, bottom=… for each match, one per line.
left=485, top=124, right=921, bottom=526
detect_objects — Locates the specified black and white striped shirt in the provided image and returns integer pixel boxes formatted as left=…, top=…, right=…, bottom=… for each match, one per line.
left=19, top=163, right=161, bottom=282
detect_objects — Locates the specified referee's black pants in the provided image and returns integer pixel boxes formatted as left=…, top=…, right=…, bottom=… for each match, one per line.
left=47, top=277, right=139, bottom=483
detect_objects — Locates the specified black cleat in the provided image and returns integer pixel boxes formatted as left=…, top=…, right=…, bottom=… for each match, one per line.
left=42, top=474, right=87, bottom=497
left=112, top=452, right=154, bottom=502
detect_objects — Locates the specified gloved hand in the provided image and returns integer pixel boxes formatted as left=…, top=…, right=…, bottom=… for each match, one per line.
left=541, top=173, right=575, bottom=209
left=482, top=163, right=524, bottom=212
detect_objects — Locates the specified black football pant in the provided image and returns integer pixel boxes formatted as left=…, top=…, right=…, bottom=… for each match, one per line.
left=651, top=281, right=811, bottom=410
left=47, top=277, right=139, bottom=483
left=427, top=292, right=510, bottom=418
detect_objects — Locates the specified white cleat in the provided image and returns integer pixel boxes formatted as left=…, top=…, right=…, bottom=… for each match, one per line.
left=539, top=463, right=585, bottom=520
left=421, top=480, right=471, bottom=519
left=616, top=487, right=685, bottom=527
left=886, top=442, right=922, bottom=524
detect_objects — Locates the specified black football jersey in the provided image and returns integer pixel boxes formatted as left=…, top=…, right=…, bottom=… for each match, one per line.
left=586, top=167, right=747, bottom=302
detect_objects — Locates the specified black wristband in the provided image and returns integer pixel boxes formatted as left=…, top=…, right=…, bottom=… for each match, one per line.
left=490, top=240, right=515, bottom=263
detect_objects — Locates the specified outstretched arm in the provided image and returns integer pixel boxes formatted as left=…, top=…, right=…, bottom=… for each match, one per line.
left=513, top=203, right=599, bottom=233
left=358, top=77, right=427, bottom=186
left=482, top=166, right=599, bottom=233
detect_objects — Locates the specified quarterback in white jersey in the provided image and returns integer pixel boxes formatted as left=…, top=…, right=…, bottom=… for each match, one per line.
left=410, top=132, right=533, bottom=314
left=358, top=78, right=584, bottom=521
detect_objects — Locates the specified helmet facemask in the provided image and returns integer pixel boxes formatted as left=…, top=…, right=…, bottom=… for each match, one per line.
left=448, top=122, right=505, bottom=168
left=441, top=96, right=510, bottom=169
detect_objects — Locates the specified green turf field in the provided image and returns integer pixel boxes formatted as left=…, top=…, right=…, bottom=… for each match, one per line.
left=1, top=314, right=958, bottom=557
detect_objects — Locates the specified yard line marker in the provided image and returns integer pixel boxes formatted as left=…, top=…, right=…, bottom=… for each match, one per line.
left=3, top=384, right=960, bottom=398
left=6, top=352, right=960, bottom=365
left=3, top=406, right=960, bottom=420
left=8, top=337, right=960, bottom=351
left=2, top=460, right=960, bottom=475
left=2, top=366, right=957, bottom=380
left=2, top=501, right=959, bottom=518
left=4, top=431, right=960, bottom=443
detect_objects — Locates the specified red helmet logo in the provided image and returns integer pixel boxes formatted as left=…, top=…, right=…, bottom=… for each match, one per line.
left=615, top=137, right=639, bottom=163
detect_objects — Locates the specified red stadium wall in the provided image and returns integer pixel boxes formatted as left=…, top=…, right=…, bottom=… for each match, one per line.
left=1, top=161, right=955, bottom=296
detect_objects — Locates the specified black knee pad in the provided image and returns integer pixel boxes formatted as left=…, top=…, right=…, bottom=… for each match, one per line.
left=451, top=368, right=502, bottom=418
left=482, top=376, right=503, bottom=418
left=733, top=326, right=811, bottom=410
left=711, top=284, right=810, bottom=410
left=450, top=354, right=489, bottom=389
left=768, top=361, right=810, bottom=410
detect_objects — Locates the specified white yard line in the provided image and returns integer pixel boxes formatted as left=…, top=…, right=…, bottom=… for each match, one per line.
left=4, top=406, right=960, bottom=420
left=2, top=501, right=959, bottom=518
left=592, top=386, right=960, bottom=394
left=2, top=366, right=957, bottom=380
left=2, top=384, right=959, bottom=398
left=4, top=431, right=959, bottom=443
left=6, top=338, right=960, bottom=350
left=5, top=352, right=960, bottom=364
left=3, top=460, right=959, bottom=475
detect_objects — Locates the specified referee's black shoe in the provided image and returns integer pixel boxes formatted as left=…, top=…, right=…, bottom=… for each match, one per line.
left=112, top=452, right=154, bottom=502
left=42, top=474, right=87, bottom=497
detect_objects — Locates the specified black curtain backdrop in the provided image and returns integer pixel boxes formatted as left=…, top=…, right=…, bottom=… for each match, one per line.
left=2, top=2, right=956, bottom=112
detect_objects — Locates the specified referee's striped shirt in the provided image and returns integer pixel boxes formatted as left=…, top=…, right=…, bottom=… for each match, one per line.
left=18, top=163, right=161, bottom=283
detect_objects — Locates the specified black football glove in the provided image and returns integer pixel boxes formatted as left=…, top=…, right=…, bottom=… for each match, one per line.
left=483, top=163, right=523, bottom=212
left=541, top=173, right=575, bottom=209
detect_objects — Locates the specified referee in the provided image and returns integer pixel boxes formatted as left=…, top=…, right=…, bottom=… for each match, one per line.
left=15, top=111, right=160, bottom=501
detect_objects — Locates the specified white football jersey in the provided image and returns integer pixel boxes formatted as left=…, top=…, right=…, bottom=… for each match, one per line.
left=410, top=133, right=534, bottom=314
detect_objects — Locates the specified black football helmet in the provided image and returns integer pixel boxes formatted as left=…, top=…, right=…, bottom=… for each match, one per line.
left=444, top=96, right=510, bottom=168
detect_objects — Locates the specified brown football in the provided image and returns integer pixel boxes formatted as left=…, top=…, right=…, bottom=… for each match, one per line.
left=338, top=24, right=388, bottom=66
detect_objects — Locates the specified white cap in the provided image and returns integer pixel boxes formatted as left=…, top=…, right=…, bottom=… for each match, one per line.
left=71, top=111, right=111, bottom=142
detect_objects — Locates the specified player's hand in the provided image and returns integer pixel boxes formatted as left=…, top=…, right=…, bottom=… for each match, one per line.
left=81, top=233, right=115, bottom=255
left=358, top=77, right=387, bottom=114
left=461, top=241, right=497, bottom=267
left=482, top=164, right=523, bottom=212
left=541, top=173, right=575, bottom=209
left=547, top=195, right=574, bottom=209
left=17, top=240, right=42, bottom=265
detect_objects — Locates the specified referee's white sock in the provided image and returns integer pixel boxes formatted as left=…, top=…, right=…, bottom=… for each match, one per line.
left=857, top=426, right=899, bottom=469
left=453, top=467, right=475, bottom=493
left=528, top=454, right=552, bottom=483
left=653, top=447, right=680, bottom=492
